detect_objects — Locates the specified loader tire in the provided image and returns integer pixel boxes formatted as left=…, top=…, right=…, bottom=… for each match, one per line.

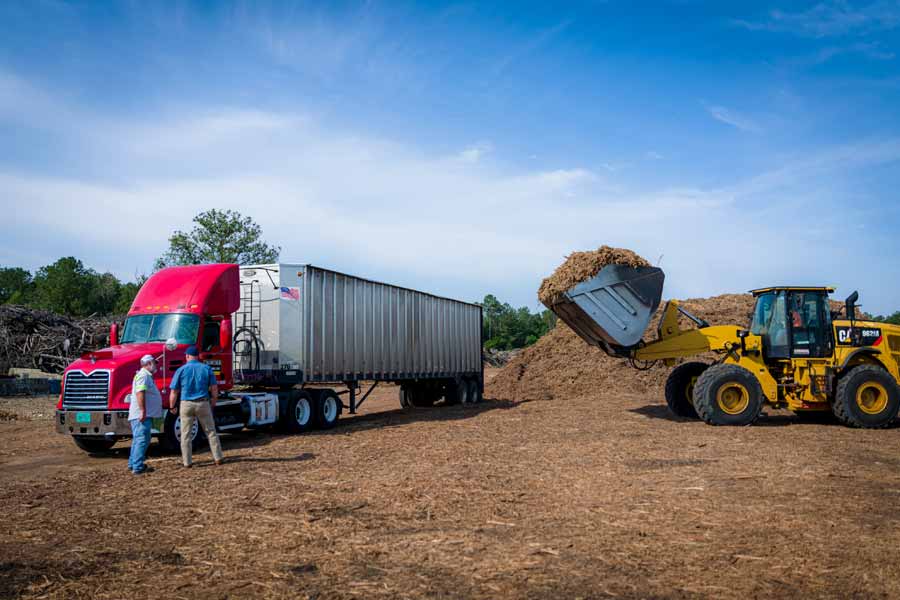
left=832, top=365, right=900, bottom=429
left=664, top=362, right=707, bottom=419
left=693, top=364, right=763, bottom=426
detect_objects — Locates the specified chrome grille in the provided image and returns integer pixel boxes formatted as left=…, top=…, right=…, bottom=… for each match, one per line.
left=62, top=371, right=110, bottom=410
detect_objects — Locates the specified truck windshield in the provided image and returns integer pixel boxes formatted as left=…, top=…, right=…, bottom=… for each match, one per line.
left=121, top=314, right=200, bottom=345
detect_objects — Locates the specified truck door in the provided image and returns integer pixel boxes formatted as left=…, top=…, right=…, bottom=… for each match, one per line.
left=788, top=291, right=833, bottom=358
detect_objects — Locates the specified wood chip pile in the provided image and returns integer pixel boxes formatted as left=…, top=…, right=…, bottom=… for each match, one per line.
left=487, top=294, right=757, bottom=402
left=0, top=306, right=113, bottom=376
left=537, top=245, right=651, bottom=306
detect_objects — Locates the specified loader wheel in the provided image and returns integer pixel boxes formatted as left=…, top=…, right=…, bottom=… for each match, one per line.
left=664, top=362, right=708, bottom=419
left=693, top=364, right=764, bottom=426
left=832, top=365, right=900, bottom=429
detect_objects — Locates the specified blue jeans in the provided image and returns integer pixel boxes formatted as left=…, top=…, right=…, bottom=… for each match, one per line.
left=128, top=419, right=152, bottom=473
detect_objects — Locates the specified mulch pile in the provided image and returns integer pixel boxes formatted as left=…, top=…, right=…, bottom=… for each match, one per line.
left=487, top=294, right=756, bottom=402
left=537, top=246, right=651, bottom=306
left=0, top=305, right=112, bottom=376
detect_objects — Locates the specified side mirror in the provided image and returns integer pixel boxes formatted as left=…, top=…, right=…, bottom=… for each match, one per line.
left=845, top=291, right=859, bottom=322
left=220, top=318, right=232, bottom=354
left=165, top=337, right=178, bottom=352
left=109, top=322, right=119, bottom=346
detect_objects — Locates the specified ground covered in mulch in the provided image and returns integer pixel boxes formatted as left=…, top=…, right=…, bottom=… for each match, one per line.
left=3, top=376, right=900, bottom=599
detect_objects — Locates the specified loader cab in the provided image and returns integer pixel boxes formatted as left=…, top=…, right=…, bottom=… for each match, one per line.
left=750, top=287, right=835, bottom=360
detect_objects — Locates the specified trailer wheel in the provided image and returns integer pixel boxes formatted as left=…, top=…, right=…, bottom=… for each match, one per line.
left=72, top=436, right=116, bottom=454
left=466, top=379, right=482, bottom=404
left=664, top=362, right=707, bottom=419
left=399, top=385, right=412, bottom=409
left=286, top=390, right=315, bottom=433
left=445, top=381, right=469, bottom=405
left=315, top=389, right=342, bottom=429
left=693, top=364, right=764, bottom=426
left=161, top=412, right=204, bottom=453
left=833, top=365, right=900, bottom=428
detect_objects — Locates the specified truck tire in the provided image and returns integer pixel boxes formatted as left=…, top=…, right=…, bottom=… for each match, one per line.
left=286, top=390, right=315, bottom=433
left=832, top=364, right=900, bottom=428
left=664, top=362, right=708, bottom=419
left=693, top=364, right=764, bottom=426
left=161, top=412, right=205, bottom=453
left=445, top=380, right=469, bottom=405
left=72, top=436, right=116, bottom=454
left=467, top=379, right=482, bottom=404
left=315, top=389, right=342, bottom=429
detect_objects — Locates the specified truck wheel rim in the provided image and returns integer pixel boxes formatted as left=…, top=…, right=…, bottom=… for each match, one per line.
left=716, top=383, right=749, bottom=415
left=174, top=417, right=199, bottom=441
left=857, top=382, right=888, bottom=415
left=324, top=397, right=338, bottom=421
left=296, top=399, right=311, bottom=425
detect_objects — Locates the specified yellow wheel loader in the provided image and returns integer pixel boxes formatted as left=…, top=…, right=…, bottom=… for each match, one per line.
left=544, top=266, right=900, bottom=428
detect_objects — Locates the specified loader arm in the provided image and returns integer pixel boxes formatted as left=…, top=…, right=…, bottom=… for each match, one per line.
left=632, top=300, right=777, bottom=401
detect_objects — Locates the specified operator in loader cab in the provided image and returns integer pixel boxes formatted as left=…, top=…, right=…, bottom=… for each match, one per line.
left=169, top=345, right=225, bottom=468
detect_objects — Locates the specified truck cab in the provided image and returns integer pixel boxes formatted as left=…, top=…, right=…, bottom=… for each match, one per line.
left=55, top=264, right=240, bottom=453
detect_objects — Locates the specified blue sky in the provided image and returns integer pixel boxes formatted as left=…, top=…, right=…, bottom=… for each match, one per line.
left=2, top=0, right=899, bottom=313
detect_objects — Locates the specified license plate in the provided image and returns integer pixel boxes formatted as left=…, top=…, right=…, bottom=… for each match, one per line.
left=75, top=412, right=92, bottom=424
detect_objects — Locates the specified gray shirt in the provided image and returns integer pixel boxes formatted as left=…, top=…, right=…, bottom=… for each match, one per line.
left=129, top=367, right=163, bottom=420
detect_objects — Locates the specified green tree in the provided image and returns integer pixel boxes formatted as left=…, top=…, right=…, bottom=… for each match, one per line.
left=0, top=267, right=32, bottom=304
left=481, top=294, right=556, bottom=350
left=155, top=209, right=280, bottom=269
left=874, top=312, right=900, bottom=325
left=31, top=257, right=99, bottom=316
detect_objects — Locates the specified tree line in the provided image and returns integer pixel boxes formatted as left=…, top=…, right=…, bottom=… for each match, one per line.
left=482, top=294, right=556, bottom=350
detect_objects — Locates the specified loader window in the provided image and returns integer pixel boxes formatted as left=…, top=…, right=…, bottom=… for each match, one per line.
left=750, top=291, right=790, bottom=359
left=788, top=292, right=833, bottom=358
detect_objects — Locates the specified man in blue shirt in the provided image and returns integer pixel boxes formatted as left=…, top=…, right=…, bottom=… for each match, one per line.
left=168, top=345, right=224, bottom=467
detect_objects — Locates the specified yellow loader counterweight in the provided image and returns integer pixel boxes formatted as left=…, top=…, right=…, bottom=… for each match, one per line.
left=543, top=266, right=900, bottom=428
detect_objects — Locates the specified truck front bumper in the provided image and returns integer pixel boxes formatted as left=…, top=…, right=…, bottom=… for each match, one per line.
left=56, top=410, right=132, bottom=438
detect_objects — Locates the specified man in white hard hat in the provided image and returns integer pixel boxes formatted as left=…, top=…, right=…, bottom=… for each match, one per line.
left=128, top=354, right=162, bottom=475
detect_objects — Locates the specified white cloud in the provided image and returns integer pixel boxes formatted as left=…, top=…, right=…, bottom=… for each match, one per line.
left=705, top=104, right=761, bottom=133
left=2, top=71, right=900, bottom=312
left=734, top=1, right=900, bottom=38
left=456, top=141, right=493, bottom=163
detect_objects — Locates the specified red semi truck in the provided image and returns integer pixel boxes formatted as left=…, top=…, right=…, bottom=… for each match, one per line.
left=56, top=263, right=484, bottom=454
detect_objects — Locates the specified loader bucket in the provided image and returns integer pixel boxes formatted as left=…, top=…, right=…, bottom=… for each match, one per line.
left=544, top=265, right=664, bottom=353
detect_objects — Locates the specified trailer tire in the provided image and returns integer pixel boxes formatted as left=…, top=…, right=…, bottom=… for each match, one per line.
left=693, top=364, right=764, bottom=426
left=399, top=385, right=412, bottom=409
left=161, top=412, right=205, bottom=453
left=72, top=436, right=116, bottom=454
left=664, top=362, right=707, bottom=419
left=467, top=379, right=482, bottom=404
left=315, top=389, right=342, bottom=429
left=286, top=390, right=315, bottom=433
left=832, top=364, right=900, bottom=428
left=445, top=381, right=469, bottom=405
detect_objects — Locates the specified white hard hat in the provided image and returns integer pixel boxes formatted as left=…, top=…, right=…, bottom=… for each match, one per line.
left=140, top=354, right=156, bottom=365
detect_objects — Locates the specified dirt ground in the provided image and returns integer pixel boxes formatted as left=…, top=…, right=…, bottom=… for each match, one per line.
left=3, top=368, right=900, bottom=599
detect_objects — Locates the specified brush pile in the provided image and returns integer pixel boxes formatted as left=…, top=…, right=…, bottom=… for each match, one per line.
left=0, top=306, right=112, bottom=375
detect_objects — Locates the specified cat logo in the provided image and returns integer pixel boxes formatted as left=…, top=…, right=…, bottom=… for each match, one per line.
left=836, top=326, right=883, bottom=346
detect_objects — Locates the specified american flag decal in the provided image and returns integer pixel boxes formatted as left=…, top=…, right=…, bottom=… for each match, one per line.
left=280, top=286, right=300, bottom=301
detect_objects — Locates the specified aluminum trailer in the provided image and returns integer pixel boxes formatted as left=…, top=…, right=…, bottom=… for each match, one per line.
left=232, top=264, right=484, bottom=422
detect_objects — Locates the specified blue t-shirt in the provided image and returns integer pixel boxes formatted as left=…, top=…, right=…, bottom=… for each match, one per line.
left=171, top=360, right=217, bottom=401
